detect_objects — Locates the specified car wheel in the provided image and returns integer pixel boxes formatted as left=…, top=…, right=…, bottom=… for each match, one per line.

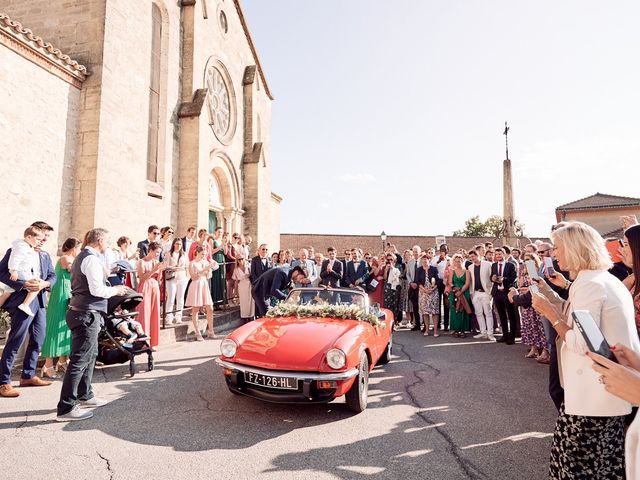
left=378, top=333, right=393, bottom=365
left=345, top=352, right=369, bottom=413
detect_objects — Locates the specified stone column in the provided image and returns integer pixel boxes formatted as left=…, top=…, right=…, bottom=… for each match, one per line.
left=502, top=158, right=517, bottom=246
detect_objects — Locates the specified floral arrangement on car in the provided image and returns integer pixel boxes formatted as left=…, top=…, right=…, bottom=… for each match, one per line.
left=266, top=302, right=385, bottom=328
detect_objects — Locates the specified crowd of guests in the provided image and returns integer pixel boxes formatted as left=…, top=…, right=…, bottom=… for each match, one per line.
left=245, top=217, right=640, bottom=478
left=2, top=216, right=640, bottom=475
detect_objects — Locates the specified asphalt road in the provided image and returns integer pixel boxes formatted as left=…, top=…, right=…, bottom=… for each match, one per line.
left=0, top=326, right=558, bottom=480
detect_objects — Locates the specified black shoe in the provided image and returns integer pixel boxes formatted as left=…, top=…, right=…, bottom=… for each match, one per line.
left=411, top=326, right=421, bottom=331
left=443, top=328, right=450, bottom=332
left=496, top=336, right=508, bottom=343
left=505, top=337, right=515, bottom=345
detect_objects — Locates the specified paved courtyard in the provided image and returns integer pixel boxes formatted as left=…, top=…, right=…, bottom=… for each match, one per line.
left=0, top=327, right=557, bottom=479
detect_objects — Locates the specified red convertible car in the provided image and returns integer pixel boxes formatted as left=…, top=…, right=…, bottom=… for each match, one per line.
left=216, top=288, right=394, bottom=412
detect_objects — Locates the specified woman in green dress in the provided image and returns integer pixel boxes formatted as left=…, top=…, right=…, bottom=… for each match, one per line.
left=209, top=227, right=226, bottom=306
left=40, top=237, right=81, bottom=378
left=447, top=253, right=471, bottom=338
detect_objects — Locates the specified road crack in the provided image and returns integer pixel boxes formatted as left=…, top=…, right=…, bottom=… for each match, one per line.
left=14, top=412, right=28, bottom=436
left=395, top=339, right=486, bottom=480
left=97, top=451, right=115, bottom=480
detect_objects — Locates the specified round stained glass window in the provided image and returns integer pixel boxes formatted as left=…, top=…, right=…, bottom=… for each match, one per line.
left=206, top=67, right=231, bottom=139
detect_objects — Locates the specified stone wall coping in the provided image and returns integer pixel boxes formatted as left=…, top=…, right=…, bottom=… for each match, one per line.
left=233, top=0, right=273, bottom=100
left=0, top=13, right=88, bottom=87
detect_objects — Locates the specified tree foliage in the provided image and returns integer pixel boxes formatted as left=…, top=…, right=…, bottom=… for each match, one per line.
left=453, top=215, right=525, bottom=237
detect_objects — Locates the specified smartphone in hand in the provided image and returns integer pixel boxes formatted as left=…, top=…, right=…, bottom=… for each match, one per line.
left=525, top=260, right=540, bottom=293
left=543, top=257, right=556, bottom=278
left=572, top=310, right=618, bottom=364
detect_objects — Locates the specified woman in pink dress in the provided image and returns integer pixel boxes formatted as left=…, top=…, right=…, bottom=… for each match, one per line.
left=186, top=246, right=215, bottom=341
left=136, top=241, right=164, bottom=349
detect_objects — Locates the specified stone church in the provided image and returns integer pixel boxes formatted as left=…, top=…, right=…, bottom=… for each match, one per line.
left=0, top=0, right=280, bottom=254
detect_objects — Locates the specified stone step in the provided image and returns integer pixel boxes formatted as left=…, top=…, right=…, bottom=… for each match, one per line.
left=159, top=306, right=244, bottom=343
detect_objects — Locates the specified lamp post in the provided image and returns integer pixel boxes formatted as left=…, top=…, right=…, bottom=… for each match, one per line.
left=380, top=231, right=387, bottom=253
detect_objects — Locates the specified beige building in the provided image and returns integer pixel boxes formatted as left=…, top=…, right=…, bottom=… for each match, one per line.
left=0, top=0, right=280, bottom=255
left=555, top=193, right=640, bottom=237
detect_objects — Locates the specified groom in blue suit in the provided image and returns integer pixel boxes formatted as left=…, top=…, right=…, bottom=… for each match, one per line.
left=344, top=248, right=369, bottom=289
left=0, top=221, right=57, bottom=397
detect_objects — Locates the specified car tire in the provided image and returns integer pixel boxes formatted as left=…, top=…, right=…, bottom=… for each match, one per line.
left=378, top=333, right=392, bottom=365
left=345, top=352, right=369, bottom=413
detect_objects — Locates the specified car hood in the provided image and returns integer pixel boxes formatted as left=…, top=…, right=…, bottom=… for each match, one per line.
left=229, top=316, right=360, bottom=371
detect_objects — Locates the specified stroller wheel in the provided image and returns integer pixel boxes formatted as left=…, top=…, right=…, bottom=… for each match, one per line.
left=148, top=355, right=154, bottom=372
left=129, top=360, right=136, bottom=378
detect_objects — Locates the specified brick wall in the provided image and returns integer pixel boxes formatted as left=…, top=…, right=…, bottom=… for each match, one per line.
left=281, top=233, right=549, bottom=257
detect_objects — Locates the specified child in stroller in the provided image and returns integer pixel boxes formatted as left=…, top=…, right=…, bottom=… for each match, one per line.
left=110, top=304, right=149, bottom=347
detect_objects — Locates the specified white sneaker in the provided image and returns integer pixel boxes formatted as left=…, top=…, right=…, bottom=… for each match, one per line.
left=56, top=405, right=94, bottom=422
left=18, top=304, right=34, bottom=317
left=473, top=333, right=487, bottom=339
left=487, top=334, right=496, bottom=341
left=79, top=397, right=108, bottom=408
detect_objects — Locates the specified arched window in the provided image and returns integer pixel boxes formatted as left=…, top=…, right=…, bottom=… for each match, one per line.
left=209, top=173, right=222, bottom=207
left=146, top=4, right=162, bottom=182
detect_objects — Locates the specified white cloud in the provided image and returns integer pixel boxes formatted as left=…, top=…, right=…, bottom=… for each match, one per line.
left=338, top=173, right=376, bottom=185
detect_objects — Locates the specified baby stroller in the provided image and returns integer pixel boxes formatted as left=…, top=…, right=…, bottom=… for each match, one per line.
left=97, top=287, right=154, bottom=377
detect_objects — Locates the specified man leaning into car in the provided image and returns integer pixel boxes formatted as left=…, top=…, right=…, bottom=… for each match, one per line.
left=251, top=266, right=307, bottom=318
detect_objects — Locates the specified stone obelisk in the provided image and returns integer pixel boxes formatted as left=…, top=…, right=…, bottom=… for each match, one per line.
left=502, top=122, right=518, bottom=246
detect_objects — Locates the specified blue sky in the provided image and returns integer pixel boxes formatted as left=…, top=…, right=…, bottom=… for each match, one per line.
left=242, top=0, right=640, bottom=237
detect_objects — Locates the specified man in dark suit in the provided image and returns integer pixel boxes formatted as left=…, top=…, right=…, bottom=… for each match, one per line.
left=181, top=226, right=196, bottom=254
left=320, top=247, right=343, bottom=287
left=490, top=248, right=518, bottom=344
left=250, top=243, right=272, bottom=285
left=0, top=221, right=57, bottom=398
left=252, top=266, right=307, bottom=318
left=345, top=248, right=368, bottom=289
left=138, top=225, right=164, bottom=262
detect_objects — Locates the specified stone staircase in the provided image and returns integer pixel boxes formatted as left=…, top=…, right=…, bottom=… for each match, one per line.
left=159, top=306, right=243, bottom=343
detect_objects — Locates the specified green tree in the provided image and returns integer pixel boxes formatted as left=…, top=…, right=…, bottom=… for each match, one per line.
left=453, top=215, right=525, bottom=237
left=452, top=215, right=489, bottom=237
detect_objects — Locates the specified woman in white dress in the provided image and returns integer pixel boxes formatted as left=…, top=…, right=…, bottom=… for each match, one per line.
left=165, top=238, right=189, bottom=324
left=232, top=258, right=254, bottom=320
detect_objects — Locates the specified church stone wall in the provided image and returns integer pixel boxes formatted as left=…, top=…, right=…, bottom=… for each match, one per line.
left=90, top=0, right=183, bottom=241
left=0, top=43, right=80, bottom=254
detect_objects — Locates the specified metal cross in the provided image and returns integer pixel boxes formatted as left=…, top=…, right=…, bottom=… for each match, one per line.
left=503, top=121, right=510, bottom=160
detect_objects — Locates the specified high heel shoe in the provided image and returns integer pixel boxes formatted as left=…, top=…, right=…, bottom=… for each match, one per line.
left=56, top=360, right=68, bottom=373
left=206, top=329, right=215, bottom=339
left=41, top=365, right=58, bottom=379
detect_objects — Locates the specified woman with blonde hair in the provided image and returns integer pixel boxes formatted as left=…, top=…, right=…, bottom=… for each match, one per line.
left=532, top=221, right=640, bottom=478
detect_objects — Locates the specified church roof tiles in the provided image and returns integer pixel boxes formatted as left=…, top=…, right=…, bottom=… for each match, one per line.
left=556, top=193, right=640, bottom=212
left=0, top=13, right=88, bottom=80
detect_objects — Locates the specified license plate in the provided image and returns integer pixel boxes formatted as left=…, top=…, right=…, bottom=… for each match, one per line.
left=244, top=372, right=298, bottom=390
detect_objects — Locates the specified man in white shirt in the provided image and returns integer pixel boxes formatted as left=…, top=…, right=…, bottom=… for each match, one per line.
left=468, top=250, right=495, bottom=340
left=181, top=226, right=196, bottom=255
left=56, top=228, right=126, bottom=421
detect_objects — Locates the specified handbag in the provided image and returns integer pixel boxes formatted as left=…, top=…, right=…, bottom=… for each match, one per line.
left=164, top=269, right=176, bottom=281
left=366, top=278, right=378, bottom=293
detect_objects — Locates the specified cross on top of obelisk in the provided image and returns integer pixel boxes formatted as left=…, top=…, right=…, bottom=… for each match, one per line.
left=503, top=121, right=510, bottom=160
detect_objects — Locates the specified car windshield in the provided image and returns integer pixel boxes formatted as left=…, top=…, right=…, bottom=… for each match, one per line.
left=285, top=288, right=367, bottom=310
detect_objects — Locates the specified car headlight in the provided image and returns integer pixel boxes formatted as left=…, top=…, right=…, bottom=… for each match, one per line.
left=326, top=348, right=346, bottom=369
left=220, top=339, right=238, bottom=358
